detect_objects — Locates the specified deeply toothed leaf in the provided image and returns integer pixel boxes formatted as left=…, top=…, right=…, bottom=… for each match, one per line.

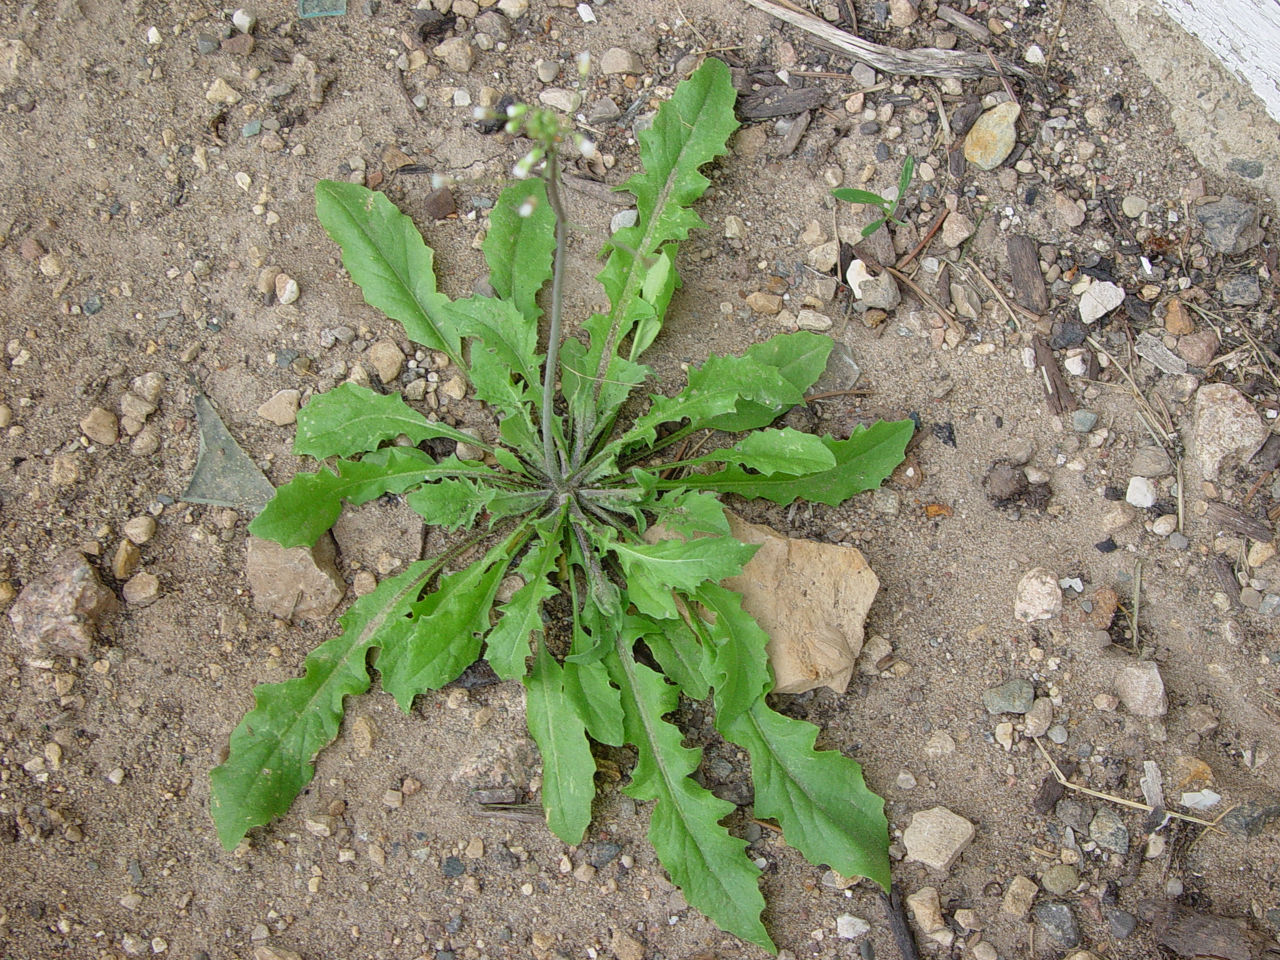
left=485, top=519, right=565, bottom=681
left=604, top=535, right=757, bottom=620
left=525, top=642, right=596, bottom=843
left=611, top=648, right=774, bottom=953
left=484, top=179, right=556, bottom=324
left=293, top=383, right=483, bottom=460
left=379, top=539, right=521, bottom=712
left=696, top=583, right=771, bottom=727
left=210, top=561, right=435, bottom=849
left=315, top=181, right=461, bottom=361
left=720, top=700, right=891, bottom=890
left=564, top=58, right=738, bottom=450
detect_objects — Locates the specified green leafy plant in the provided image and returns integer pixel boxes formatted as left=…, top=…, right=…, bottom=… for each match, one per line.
left=210, top=59, right=912, bottom=952
left=833, top=155, right=915, bottom=238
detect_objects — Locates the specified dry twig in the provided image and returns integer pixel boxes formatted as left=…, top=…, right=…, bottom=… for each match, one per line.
left=740, top=0, right=1033, bottom=79
left=1032, top=738, right=1221, bottom=830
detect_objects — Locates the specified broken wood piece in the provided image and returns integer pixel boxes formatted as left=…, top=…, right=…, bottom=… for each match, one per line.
left=1032, top=335, right=1079, bottom=415
left=1205, top=501, right=1273, bottom=543
left=738, top=85, right=827, bottom=119
left=1144, top=901, right=1280, bottom=960
left=935, top=5, right=992, bottom=43
left=771, top=108, right=811, bottom=157
left=740, top=0, right=1032, bottom=80
left=1213, top=554, right=1243, bottom=606
left=1007, top=236, right=1049, bottom=313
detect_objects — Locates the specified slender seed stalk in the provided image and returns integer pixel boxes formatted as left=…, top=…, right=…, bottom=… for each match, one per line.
left=541, top=153, right=571, bottom=485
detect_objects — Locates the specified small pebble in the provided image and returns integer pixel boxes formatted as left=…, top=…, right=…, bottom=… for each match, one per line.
left=274, top=274, right=300, bottom=305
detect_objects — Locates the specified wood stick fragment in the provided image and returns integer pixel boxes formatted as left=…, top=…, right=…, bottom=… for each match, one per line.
left=740, top=0, right=1032, bottom=79
left=1032, top=738, right=1221, bottom=829
left=1032, top=335, right=1078, bottom=414
left=895, top=208, right=949, bottom=270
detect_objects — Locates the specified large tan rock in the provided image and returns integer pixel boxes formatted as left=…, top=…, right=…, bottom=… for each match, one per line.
left=722, top=514, right=878, bottom=695
left=246, top=535, right=345, bottom=621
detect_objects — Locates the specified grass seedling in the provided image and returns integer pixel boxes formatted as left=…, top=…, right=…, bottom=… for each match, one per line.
left=210, top=59, right=912, bottom=952
left=833, top=155, right=915, bottom=237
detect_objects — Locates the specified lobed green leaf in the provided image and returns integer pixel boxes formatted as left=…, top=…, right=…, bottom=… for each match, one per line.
left=611, top=648, right=774, bottom=953
left=378, top=538, right=522, bottom=712
left=565, top=58, right=739, bottom=454
left=524, top=642, right=596, bottom=843
left=315, top=181, right=461, bottom=362
left=605, top=535, right=757, bottom=620
left=720, top=700, right=891, bottom=890
left=249, top=448, right=436, bottom=548
left=676, top=419, right=914, bottom=505
left=693, top=428, right=837, bottom=477
left=210, top=561, right=436, bottom=849
left=294, top=383, right=482, bottom=460
left=483, top=179, right=556, bottom=324
left=484, top=518, right=566, bottom=681
left=694, top=332, right=833, bottom=433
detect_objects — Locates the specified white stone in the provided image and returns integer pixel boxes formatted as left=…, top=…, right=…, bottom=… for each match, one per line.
left=610, top=209, right=638, bottom=234
left=902, top=806, right=975, bottom=871
left=600, top=47, right=643, bottom=75
left=1078, top=280, right=1125, bottom=323
left=1025, top=43, right=1045, bottom=64
left=538, top=88, right=581, bottom=112
left=1125, top=476, right=1157, bottom=508
left=232, top=8, right=256, bottom=33
left=497, top=0, right=528, bottom=15
left=1115, top=660, right=1167, bottom=717
left=836, top=915, right=870, bottom=940
left=1014, top=567, right=1061, bottom=622
left=795, top=309, right=833, bottom=332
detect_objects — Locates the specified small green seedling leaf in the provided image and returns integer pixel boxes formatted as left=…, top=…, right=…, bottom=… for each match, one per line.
left=315, top=181, right=461, bottom=362
left=831, top=187, right=890, bottom=206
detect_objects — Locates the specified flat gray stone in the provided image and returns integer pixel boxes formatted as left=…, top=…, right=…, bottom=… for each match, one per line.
left=983, top=678, right=1035, bottom=715
left=1195, top=196, right=1262, bottom=254
left=1034, top=902, right=1080, bottom=948
left=1089, top=805, right=1130, bottom=853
